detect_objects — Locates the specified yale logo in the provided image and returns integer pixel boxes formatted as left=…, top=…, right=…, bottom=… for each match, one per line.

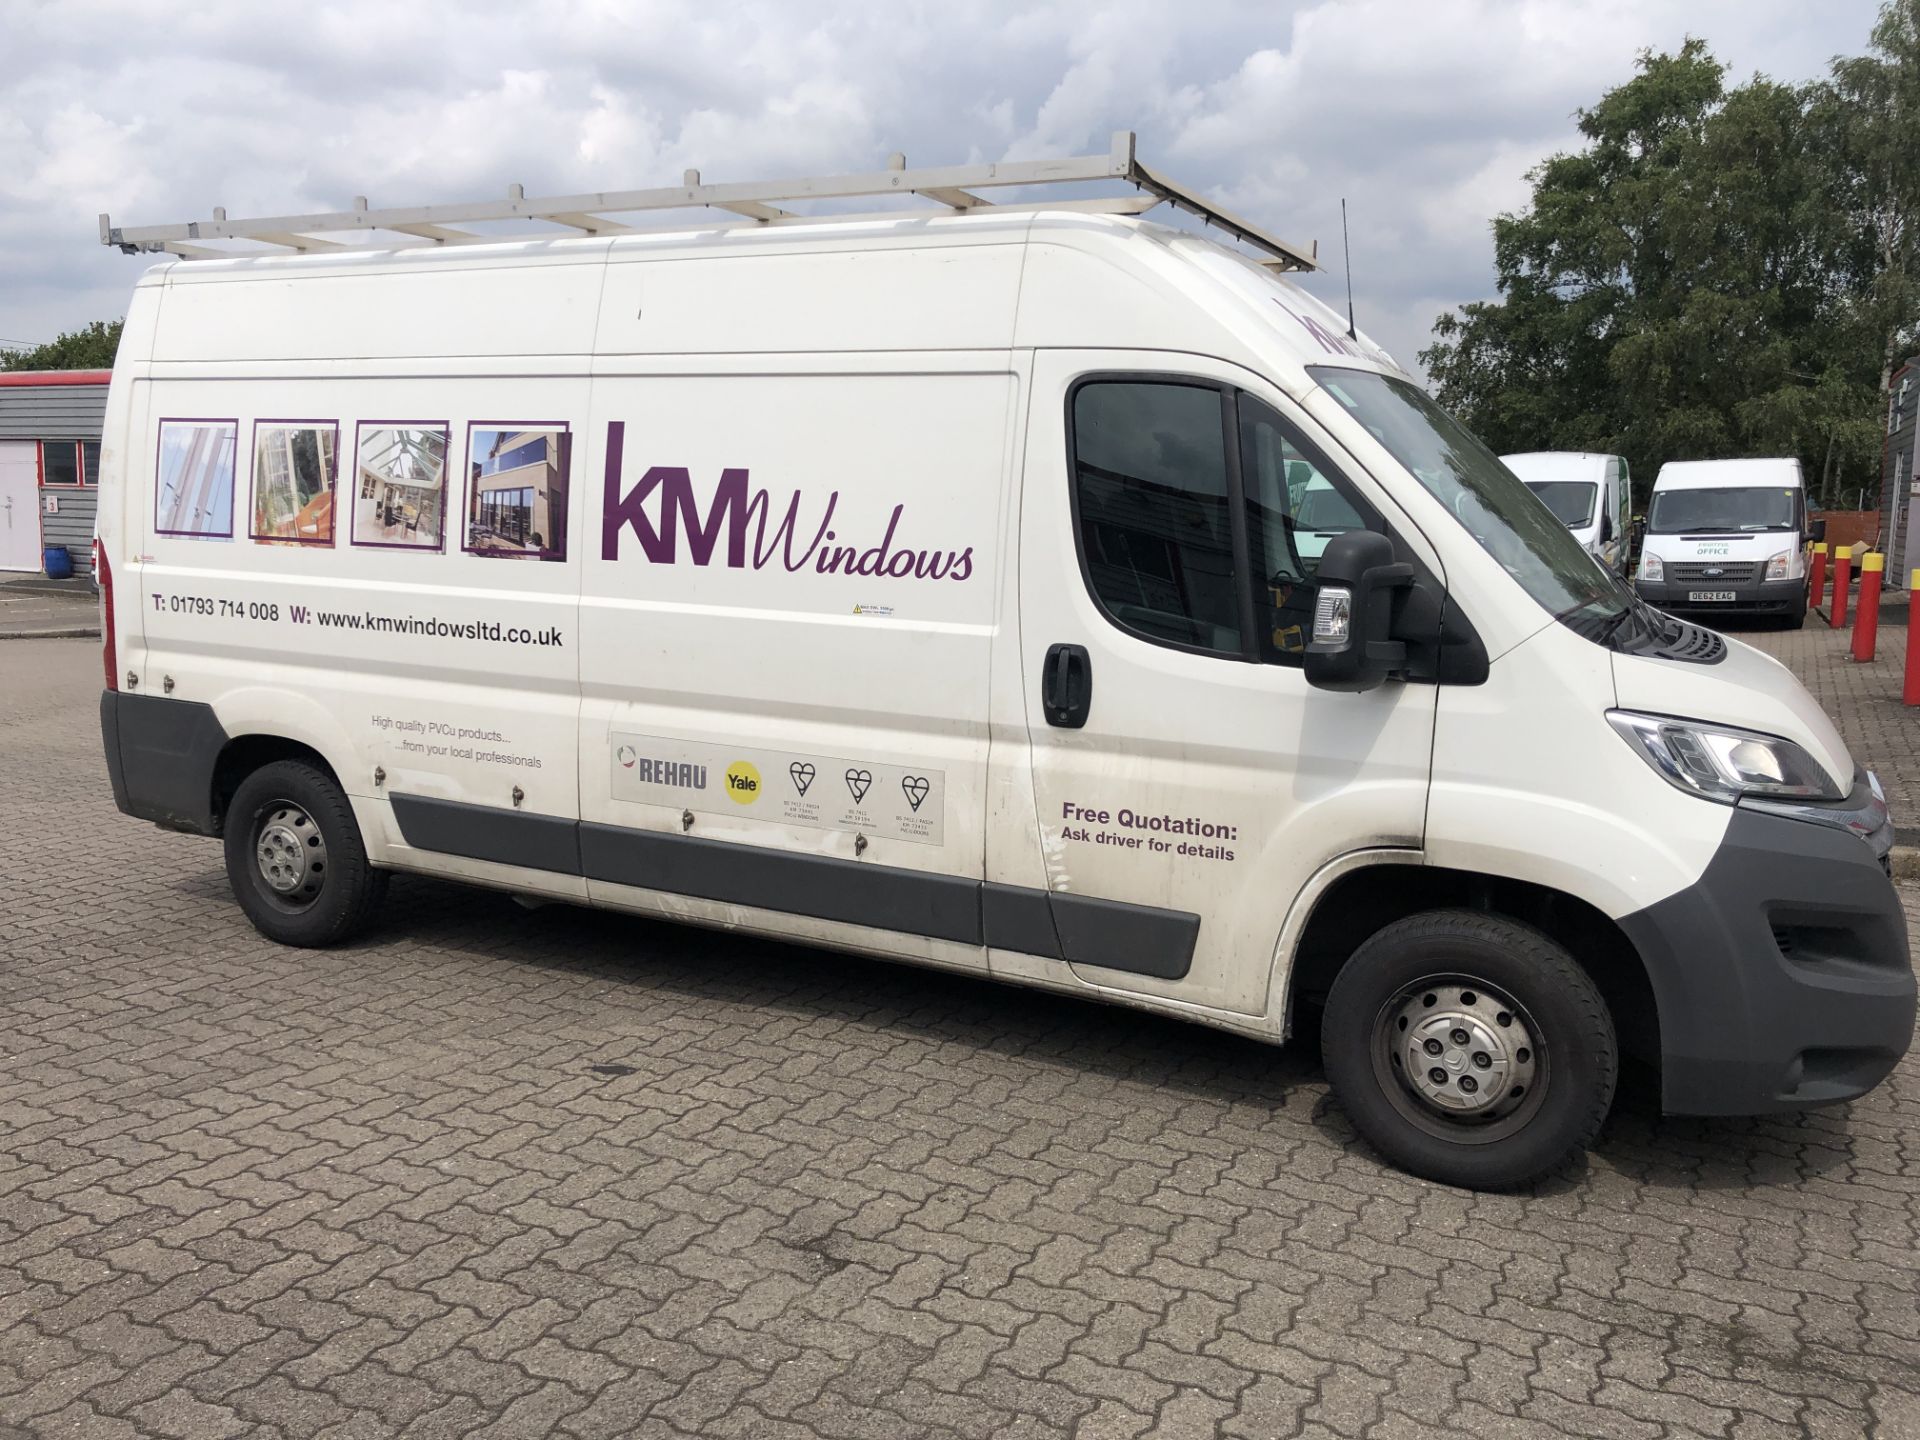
left=724, top=760, right=762, bottom=804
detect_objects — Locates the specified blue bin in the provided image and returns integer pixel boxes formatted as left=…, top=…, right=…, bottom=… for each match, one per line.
left=43, top=545, right=73, bottom=580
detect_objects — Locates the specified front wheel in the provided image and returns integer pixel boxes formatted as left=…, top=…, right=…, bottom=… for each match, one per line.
left=224, top=759, right=387, bottom=947
left=1321, top=910, right=1617, bottom=1190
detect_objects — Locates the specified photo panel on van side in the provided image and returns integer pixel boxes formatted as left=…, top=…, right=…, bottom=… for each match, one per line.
left=133, top=376, right=589, bottom=879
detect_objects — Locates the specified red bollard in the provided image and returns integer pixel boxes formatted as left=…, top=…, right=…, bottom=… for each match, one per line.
left=1831, top=547, right=1853, bottom=630
left=1808, top=543, right=1827, bottom=611
left=1851, top=552, right=1884, bottom=661
left=1905, top=571, right=1920, bottom=706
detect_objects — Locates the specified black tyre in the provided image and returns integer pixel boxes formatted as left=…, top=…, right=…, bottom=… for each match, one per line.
left=1321, top=909, right=1617, bottom=1190
left=223, top=760, right=387, bottom=947
left=1781, top=596, right=1808, bottom=630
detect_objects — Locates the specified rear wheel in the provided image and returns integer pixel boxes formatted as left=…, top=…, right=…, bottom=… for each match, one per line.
left=1321, top=909, right=1617, bottom=1190
left=224, top=760, right=386, bottom=947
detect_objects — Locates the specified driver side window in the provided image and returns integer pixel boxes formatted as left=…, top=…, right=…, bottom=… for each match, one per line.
left=1070, top=380, right=1245, bottom=657
left=1238, top=398, right=1380, bottom=664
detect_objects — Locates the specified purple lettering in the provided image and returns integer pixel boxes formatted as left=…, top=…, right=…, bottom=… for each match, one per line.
left=601, top=422, right=977, bottom=583
left=601, top=457, right=749, bottom=566
left=600, top=421, right=631, bottom=561
left=748, top=488, right=837, bottom=572
left=853, top=506, right=904, bottom=577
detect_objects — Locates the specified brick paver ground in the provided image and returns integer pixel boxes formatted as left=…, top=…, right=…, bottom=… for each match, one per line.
left=1743, top=613, right=1920, bottom=838
left=4, top=637, right=1919, bottom=1439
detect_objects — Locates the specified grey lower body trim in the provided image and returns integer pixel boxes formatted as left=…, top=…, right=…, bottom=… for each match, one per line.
left=981, top=882, right=1061, bottom=956
left=390, top=793, right=581, bottom=875
left=388, top=792, right=1198, bottom=978
left=101, top=689, right=228, bottom=835
left=1050, top=891, right=1200, bottom=980
left=580, top=822, right=981, bottom=944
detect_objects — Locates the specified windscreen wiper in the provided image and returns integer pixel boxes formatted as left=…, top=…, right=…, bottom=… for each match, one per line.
left=1595, top=605, right=1636, bottom=646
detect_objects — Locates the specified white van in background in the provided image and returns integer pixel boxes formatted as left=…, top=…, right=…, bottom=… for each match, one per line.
left=1501, top=452, right=1632, bottom=575
left=1635, top=459, right=1817, bottom=627
left=94, top=149, right=1911, bottom=1190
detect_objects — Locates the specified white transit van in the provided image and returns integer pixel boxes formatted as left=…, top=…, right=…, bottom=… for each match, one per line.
left=1501, top=451, right=1631, bottom=575
left=1635, top=458, right=1818, bottom=627
left=94, top=139, right=1912, bottom=1189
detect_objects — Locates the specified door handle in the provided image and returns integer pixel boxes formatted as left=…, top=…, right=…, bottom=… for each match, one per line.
left=1042, top=643, right=1092, bottom=728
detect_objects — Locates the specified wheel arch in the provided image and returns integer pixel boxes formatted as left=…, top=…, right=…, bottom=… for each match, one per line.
left=1280, top=859, right=1661, bottom=1074
left=204, top=685, right=362, bottom=836
left=210, top=734, right=343, bottom=836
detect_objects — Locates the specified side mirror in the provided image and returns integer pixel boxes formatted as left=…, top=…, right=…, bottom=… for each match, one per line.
left=1630, top=516, right=1647, bottom=550
left=1598, top=511, right=1614, bottom=544
left=1809, top=516, right=1827, bottom=543
left=1305, top=530, right=1414, bottom=693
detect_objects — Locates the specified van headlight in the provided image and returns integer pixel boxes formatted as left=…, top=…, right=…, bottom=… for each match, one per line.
left=1639, top=552, right=1664, bottom=582
left=1607, top=710, right=1843, bottom=802
left=1765, top=550, right=1791, bottom=581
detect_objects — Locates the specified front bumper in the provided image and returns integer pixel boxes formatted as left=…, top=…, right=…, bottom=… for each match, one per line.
left=1618, top=774, right=1915, bottom=1114
left=1634, top=576, right=1805, bottom=615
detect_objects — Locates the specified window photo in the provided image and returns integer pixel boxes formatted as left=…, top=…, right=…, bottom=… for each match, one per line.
left=251, top=422, right=337, bottom=544
left=155, top=420, right=237, bottom=538
left=465, top=424, right=570, bottom=561
left=352, top=424, right=448, bottom=550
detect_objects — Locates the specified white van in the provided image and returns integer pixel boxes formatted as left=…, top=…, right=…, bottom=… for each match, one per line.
left=1501, top=451, right=1631, bottom=575
left=1636, top=458, right=1818, bottom=627
left=93, top=152, right=1911, bottom=1189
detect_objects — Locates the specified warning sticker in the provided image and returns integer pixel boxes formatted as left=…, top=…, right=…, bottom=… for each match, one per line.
left=610, top=733, right=945, bottom=847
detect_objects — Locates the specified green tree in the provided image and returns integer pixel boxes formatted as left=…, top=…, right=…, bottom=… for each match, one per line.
left=1825, top=0, right=1920, bottom=398
left=1, top=319, right=123, bottom=372
left=1422, top=10, right=1919, bottom=512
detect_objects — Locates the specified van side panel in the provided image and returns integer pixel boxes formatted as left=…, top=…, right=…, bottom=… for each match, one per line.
left=578, top=357, right=1017, bottom=962
left=151, top=251, right=610, bottom=362
left=596, top=243, right=1027, bottom=355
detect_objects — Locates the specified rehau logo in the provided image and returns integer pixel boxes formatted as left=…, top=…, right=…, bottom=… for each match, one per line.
left=600, top=421, right=975, bottom=581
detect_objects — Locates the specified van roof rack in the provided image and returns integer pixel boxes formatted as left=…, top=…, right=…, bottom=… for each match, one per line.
left=99, top=131, right=1317, bottom=272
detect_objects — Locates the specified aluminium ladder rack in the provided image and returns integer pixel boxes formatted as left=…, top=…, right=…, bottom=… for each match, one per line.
left=99, top=130, right=1317, bottom=271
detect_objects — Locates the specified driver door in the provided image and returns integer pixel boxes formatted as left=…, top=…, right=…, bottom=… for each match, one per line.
left=1007, top=352, right=1437, bottom=1016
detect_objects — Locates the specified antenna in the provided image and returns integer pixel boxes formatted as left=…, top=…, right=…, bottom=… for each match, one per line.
left=1341, top=198, right=1357, bottom=341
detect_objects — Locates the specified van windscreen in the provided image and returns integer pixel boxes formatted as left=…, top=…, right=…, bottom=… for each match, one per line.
left=1308, top=367, right=1629, bottom=635
left=1524, top=481, right=1598, bottom=528
left=1647, top=487, right=1797, bottom=534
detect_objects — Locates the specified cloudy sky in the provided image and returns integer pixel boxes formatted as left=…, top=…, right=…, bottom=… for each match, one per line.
left=0, top=0, right=1887, bottom=377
